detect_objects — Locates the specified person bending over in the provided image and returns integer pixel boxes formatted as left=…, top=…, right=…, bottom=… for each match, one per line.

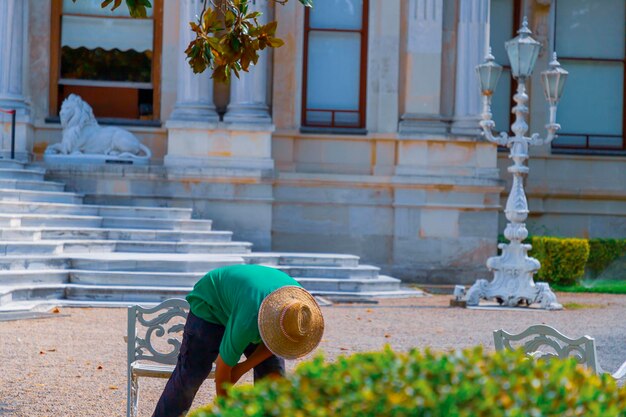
left=152, top=264, right=324, bottom=417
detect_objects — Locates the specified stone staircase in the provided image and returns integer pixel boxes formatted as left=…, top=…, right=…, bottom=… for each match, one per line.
left=0, top=158, right=421, bottom=311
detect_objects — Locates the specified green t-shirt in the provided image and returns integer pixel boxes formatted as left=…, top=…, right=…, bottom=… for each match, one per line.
left=186, top=264, right=301, bottom=366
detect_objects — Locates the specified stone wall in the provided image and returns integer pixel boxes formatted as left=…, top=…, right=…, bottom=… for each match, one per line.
left=499, top=153, right=626, bottom=239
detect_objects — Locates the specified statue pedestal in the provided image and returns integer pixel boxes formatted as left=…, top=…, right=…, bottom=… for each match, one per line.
left=43, top=153, right=150, bottom=166
left=164, top=121, right=274, bottom=173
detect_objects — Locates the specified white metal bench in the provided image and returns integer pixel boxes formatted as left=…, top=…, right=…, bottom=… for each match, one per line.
left=494, top=324, right=626, bottom=379
left=127, top=299, right=215, bottom=417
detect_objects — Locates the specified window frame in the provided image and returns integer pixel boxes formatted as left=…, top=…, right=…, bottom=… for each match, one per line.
left=49, top=0, right=163, bottom=122
left=301, top=0, right=369, bottom=130
left=552, top=0, right=626, bottom=153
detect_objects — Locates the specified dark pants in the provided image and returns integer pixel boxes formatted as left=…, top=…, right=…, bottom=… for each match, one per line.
left=152, top=311, right=285, bottom=417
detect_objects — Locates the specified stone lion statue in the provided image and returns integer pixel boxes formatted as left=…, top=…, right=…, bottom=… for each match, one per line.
left=45, top=94, right=152, bottom=159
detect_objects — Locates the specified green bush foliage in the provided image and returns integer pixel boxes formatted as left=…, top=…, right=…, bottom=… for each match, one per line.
left=190, top=347, right=626, bottom=417
left=586, top=239, right=626, bottom=279
left=529, top=237, right=589, bottom=286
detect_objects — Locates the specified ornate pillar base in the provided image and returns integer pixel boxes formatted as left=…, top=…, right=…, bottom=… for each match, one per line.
left=169, top=104, right=219, bottom=123
left=450, top=116, right=482, bottom=137
left=465, top=240, right=563, bottom=310
left=398, top=114, right=449, bottom=135
left=223, top=105, right=272, bottom=126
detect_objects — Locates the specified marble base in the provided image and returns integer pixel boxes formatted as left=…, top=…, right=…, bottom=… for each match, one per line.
left=450, top=116, right=482, bottom=137
left=164, top=122, right=274, bottom=170
left=399, top=114, right=449, bottom=135
left=43, top=153, right=150, bottom=166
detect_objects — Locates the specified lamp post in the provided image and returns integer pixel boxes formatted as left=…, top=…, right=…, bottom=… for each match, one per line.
left=465, top=17, right=567, bottom=310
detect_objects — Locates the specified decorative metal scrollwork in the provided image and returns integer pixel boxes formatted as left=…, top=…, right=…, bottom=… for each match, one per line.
left=494, top=325, right=598, bottom=373
left=132, top=300, right=189, bottom=365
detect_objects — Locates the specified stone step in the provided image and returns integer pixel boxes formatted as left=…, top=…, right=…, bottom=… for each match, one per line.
left=62, top=255, right=379, bottom=278
left=272, top=265, right=381, bottom=279
left=0, top=270, right=68, bottom=286
left=0, top=281, right=423, bottom=310
left=313, top=287, right=426, bottom=299
left=64, top=284, right=191, bottom=303
left=67, top=253, right=244, bottom=272
left=0, top=200, right=193, bottom=219
left=92, top=205, right=192, bottom=220
left=0, top=227, right=233, bottom=242
left=0, top=284, right=66, bottom=307
left=243, top=252, right=360, bottom=267
left=0, top=214, right=209, bottom=231
left=0, top=214, right=103, bottom=228
left=0, top=242, right=61, bottom=255
left=68, top=270, right=203, bottom=287
left=296, top=275, right=403, bottom=293
left=66, top=269, right=391, bottom=288
left=61, top=280, right=421, bottom=303
left=101, top=216, right=213, bottom=231
left=0, top=167, right=46, bottom=181
left=0, top=188, right=83, bottom=204
left=0, top=256, right=69, bottom=271
left=61, top=240, right=253, bottom=254
left=0, top=178, right=65, bottom=192
left=0, top=240, right=252, bottom=255
left=0, top=159, right=25, bottom=170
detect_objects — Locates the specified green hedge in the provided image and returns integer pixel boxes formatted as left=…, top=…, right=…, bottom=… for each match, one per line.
left=190, top=347, right=626, bottom=417
left=498, top=235, right=626, bottom=285
left=530, top=236, right=590, bottom=286
left=586, top=238, right=626, bottom=279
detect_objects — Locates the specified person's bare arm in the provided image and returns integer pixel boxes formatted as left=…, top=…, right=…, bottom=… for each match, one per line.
left=214, top=355, right=233, bottom=397
left=215, top=345, right=274, bottom=397
left=231, top=343, right=274, bottom=383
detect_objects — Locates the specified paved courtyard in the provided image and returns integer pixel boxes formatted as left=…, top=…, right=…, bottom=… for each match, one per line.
left=1, top=292, right=625, bottom=417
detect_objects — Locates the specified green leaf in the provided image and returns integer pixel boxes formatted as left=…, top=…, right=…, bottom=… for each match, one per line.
left=230, top=35, right=242, bottom=52
left=298, top=0, right=314, bottom=7
left=245, top=11, right=262, bottom=20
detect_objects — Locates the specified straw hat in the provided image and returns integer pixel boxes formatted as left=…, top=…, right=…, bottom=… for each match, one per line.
left=258, top=286, right=324, bottom=360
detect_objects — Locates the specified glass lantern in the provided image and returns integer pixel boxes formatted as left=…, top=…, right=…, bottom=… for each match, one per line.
left=541, top=53, right=568, bottom=105
left=505, top=17, right=542, bottom=79
left=476, top=49, right=503, bottom=97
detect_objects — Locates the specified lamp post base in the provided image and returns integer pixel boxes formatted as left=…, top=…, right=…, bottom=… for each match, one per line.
left=466, top=279, right=562, bottom=310
left=465, top=239, right=562, bottom=310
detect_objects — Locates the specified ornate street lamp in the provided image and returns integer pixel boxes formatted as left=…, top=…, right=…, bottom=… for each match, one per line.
left=466, top=17, right=568, bottom=310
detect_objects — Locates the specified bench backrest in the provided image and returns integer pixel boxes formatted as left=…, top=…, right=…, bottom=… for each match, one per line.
left=493, top=324, right=599, bottom=374
left=127, top=298, right=190, bottom=367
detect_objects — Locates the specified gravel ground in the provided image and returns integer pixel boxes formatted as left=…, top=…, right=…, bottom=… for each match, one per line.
left=1, top=292, right=625, bottom=417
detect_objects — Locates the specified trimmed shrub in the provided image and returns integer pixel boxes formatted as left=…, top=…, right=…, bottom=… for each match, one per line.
left=530, top=236, right=590, bottom=286
left=586, top=238, right=626, bottom=279
left=190, top=347, right=626, bottom=417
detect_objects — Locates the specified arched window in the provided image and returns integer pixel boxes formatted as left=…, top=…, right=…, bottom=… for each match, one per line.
left=50, top=0, right=162, bottom=122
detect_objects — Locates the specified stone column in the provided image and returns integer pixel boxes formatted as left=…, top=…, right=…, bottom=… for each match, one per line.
left=0, top=0, right=31, bottom=160
left=169, top=0, right=219, bottom=122
left=398, top=0, right=447, bottom=134
left=165, top=0, right=220, bottom=167
left=223, top=0, right=272, bottom=125
left=450, top=0, right=489, bottom=136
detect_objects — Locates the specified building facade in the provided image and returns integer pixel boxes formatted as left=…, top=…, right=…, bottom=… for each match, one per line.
left=0, top=0, right=624, bottom=284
